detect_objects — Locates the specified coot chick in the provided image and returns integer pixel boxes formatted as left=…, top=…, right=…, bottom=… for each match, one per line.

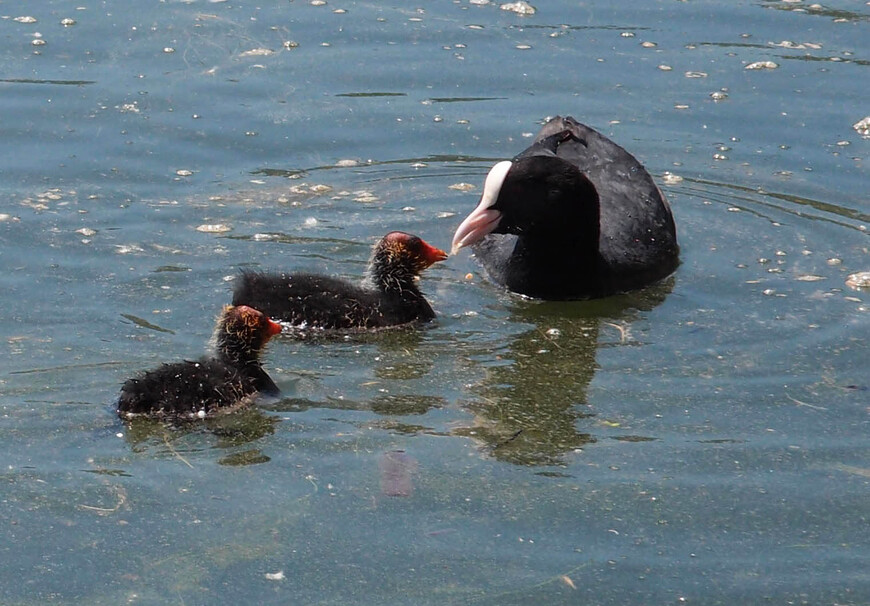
left=451, top=115, right=679, bottom=299
left=117, top=305, right=282, bottom=420
left=232, top=232, right=448, bottom=333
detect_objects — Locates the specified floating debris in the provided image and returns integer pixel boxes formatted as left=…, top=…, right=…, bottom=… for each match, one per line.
left=175, top=169, right=193, bottom=177
left=470, top=0, right=491, bottom=4
left=196, top=224, right=231, bottom=233
left=353, top=191, right=378, bottom=203
left=239, top=48, right=274, bottom=57
left=769, top=40, right=822, bottom=49
left=658, top=64, right=673, bottom=71
left=14, top=16, right=38, bottom=24
left=32, top=39, right=46, bottom=47
left=283, top=40, right=299, bottom=50
left=38, top=190, right=64, bottom=201
left=853, top=116, right=870, bottom=137
left=710, top=91, right=728, bottom=101
left=76, top=228, right=97, bottom=237
left=437, top=211, right=456, bottom=219
left=515, top=44, right=532, bottom=50
left=662, top=172, right=683, bottom=185
left=845, top=271, right=870, bottom=290
left=265, top=571, right=285, bottom=581
left=21, top=199, right=48, bottom=211
left=641, top=41, right=657, bottom=48
left=163, top=47, right=175, bottom=53
left=795, top=275, right=825, bottom=282
left=334, top=159, right=359, bottom=167
left=448, top=182, right=475, bottom=192
left=685, top=71, right=707, bottom=78
left=745, top=61, right=778, bottom=70
left=500, top=1, right=536, bottom=15
left=289, top=183, right=332, bottom=195
left=60, top=18, right=77, bottom=26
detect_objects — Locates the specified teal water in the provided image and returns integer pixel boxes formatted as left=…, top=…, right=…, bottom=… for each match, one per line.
left=1, top=1, right=868, bottom=604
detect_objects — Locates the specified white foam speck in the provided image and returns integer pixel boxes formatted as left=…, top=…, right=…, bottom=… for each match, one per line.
left=852, top=116, right=870, bottom=137
left=196, top=224, right=231, bottom=233
left=500, top=1, right=536, bottom=15
left=745, top=61, right=778, bottom=70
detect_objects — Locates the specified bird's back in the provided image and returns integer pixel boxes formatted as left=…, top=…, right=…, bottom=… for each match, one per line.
left=233, top=271, right=433, bottom=331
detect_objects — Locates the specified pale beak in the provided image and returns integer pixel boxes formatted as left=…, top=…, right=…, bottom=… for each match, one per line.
left=450, top=203, right=502, bottom=255
left=451, top=160, right=511, bottom=255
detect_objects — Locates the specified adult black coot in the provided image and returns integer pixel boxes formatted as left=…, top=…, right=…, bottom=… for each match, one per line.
left=232, top=231, right=448, bottom=332
left=117, top=305, right=282, bottom=420
left=451, top=116, right=679, bottom=299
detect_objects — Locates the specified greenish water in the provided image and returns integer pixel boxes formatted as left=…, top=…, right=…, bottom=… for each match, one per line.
left=1, top=1, right=867, bottom=604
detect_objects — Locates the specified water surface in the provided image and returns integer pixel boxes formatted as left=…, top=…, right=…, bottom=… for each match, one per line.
left=1, top=1, right=868, bottom=604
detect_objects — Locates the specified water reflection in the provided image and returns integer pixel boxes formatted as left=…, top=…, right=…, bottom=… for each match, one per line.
left=369, top=329, right=432, bottom=381
left=370, top=394, right=445, bottom=416
left=218, top=449, right=271, bottom=466
left=121, top=407, right=279, bottom=465
left=455, top=278, right=674, bottom=466
left=259, top=328, right=448, bottom=436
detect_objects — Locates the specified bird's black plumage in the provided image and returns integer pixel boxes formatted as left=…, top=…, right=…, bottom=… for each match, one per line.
left=232, top=232, right=447, bottom=333
left=117, top=305, right=282, bottom=420
left=452, top=116, right=679, bottom=299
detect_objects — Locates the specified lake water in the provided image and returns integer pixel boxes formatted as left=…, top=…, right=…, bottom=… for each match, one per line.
left=1, top=1, right=868, bottom=604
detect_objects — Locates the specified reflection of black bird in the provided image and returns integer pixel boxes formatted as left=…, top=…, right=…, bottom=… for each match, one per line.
left=233, top=232, right=448, bottom=332
left=456, top=283, right=673, bottom=466
left=117, top=305, right=282, bottom=420
left=452, top=116, right=679, bottom=299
